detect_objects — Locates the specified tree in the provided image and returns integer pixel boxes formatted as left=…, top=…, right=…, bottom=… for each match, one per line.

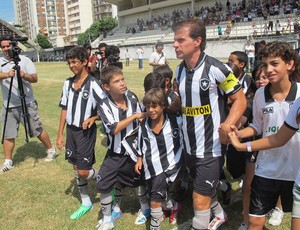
left=77, top=17, right=118, bottom=45
left=36, top=34, right=53, bottom=49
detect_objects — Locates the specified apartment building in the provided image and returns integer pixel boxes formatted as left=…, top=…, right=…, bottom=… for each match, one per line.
left=13, top=0, right=116, bottom=47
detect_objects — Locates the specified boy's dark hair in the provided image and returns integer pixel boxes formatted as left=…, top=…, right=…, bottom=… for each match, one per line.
left=66, top=46, right=89, bottom=62
left=259, top=41, right=300, bottom=82
left=83, top=43, right=92, bottom=50
left=230, top=51, right=248, bottom=69
left=226, top=62, right=241, bottom=78
left=153, top=65, right=173, bottom=81
left=143, top=72, right=165, bottom=92
left=100, top=65, right=123, bottom=85
left=143, top=88, right=168, bottom=108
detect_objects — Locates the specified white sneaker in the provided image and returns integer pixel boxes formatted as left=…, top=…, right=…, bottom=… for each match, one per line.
left=268, top=207, right=284, bottom=226
left=45, top=147, right=58, bottom=162
left=238, top=223, right=248, bottom=230
left=96, top=219, right=114, bottom=230
left=208, top=216, right=228, bottom=230
left=0, top=163, right=14, bottom=173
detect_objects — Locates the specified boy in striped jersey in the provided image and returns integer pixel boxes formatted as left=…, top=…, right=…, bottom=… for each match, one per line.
left=173, top=19, right=247, bottom=230
left=95, top=66, right=147, bottom=230
left=135, top=88, right=183, bottom=230
left=56, top=46, right=106, bottom=220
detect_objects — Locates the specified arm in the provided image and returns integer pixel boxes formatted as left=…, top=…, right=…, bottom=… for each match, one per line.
left=56, top=109, right=67, bottom=150
left=219, top=89, right=247, bottom=144
left=82, top=115, right=99, bottom=129
left=135, top=156, right=143, bottom=175
left=229, top=124, right=296, bottom=152
left=90, top=58, right=98, bottom=73
left=0, top=69, right=15, bottom=79
left=20, top=71, right=38, bottom=83
left=113, top=112, right=147, bottom=135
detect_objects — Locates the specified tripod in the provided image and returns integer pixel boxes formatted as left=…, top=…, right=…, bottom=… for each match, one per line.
left=1, top=58, right=32, bottom=144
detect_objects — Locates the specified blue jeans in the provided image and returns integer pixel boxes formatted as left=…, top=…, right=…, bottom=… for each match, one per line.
left=138, top=59, right=143, bottom=69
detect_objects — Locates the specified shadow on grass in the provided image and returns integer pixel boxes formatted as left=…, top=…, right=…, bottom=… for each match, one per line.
left=13, top=141, right=47, bottom=166
left=64, top=174, right=100, bottom=205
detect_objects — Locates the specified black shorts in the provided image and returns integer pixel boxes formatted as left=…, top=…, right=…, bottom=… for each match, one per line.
left=249, top=175, right=294, bottom=216
left=96, top=150, right=139, bottom=193
left=226, top=144, right=246, bottom=179
left=185, top=154, right=222, bottom=196
left=147, top=173, right=168, bottom=203
left=65, top=124, right=96, bottom=170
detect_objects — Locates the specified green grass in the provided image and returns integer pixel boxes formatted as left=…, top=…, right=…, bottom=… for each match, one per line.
left=0, top=60, right=291, bottom=229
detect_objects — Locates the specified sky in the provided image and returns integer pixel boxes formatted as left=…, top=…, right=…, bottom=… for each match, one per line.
left=0, top=0, right=15, bottom=23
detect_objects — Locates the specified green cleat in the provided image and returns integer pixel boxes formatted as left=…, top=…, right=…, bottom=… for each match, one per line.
left=70, top=204, right=93, bottom=220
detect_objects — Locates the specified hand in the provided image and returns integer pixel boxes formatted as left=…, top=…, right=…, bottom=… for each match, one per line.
left=135, top=158, right=143, bottom=175
left=228, top=130, right=242, bottom=150
left=136, top=112, right=148, bottom=122
left=218, top=123, right=231, bottom=144
left=56, top=136, right=65, bottom=150
left=7, top=69, right=15, bottom=78
left=20, top=70, right=26, bottom=78
left=82, top=117, right=96, bottom=129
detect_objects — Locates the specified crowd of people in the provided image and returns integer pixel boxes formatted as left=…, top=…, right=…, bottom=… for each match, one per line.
left=128, top=0, right=300, bottom=34
left=1, top=15, right=300, bottom=230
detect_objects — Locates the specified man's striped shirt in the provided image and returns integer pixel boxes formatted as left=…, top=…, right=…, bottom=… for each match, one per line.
left=176, top=52, right=241, bottom=158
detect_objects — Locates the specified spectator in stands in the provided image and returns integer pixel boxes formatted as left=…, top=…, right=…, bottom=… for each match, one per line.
left=294, top=19, right=299, bottom=34
left=218, top=25, right=223, bottom=39
left=149, top=41, right=169, bottom=70
left=268, top=18, right=274, bottom=33
left=275, top=19, right=281, bottom=35
left=244, top=39, right=255, bottom=73
left=136, top=47, right=144, bottom=70
left=125, top=48, right=130, bottom=67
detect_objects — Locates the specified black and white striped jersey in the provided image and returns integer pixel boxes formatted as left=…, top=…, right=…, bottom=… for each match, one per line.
left=99, top=90, right=141, bottom=154
left=138, top=114, right=183, bottom=182
left=176, top=52, right=241, bottom=158
left=59, top=75, right=106, bottom=128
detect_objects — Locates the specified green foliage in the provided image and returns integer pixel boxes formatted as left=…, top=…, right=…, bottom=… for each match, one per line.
left=36, top=34, right=53, bottom=49
left=77, top=17, right=118, bottom=45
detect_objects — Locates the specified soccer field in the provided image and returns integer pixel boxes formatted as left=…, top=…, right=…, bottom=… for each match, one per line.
left=0, top=60, right=291, bottom=229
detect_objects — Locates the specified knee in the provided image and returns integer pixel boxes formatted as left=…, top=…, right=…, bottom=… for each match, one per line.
left=193, top=193, right=211, bottom=210
left=77, top=170, right=89, bottom=178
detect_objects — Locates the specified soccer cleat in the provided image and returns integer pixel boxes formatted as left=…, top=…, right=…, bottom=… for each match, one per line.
left=96, top=219, right=114, bottom=230
left=70, top=204, right=93, bottom=220
left=135, top=208, right=150, bottom=225
left=268, top=207, right=284, bottom=226
left=221, top=182, right=232, bottom=206
left=169, top=202, right=183, bottom=225
left=45, top=147, right=58, bottom=162
left=0, top=163, right=14, bottom=173
left=208, top=216, right=228, bottom=230
left=111, top=210, right=122, bottom=223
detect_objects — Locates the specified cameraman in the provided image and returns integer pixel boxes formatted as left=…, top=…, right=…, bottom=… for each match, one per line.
left=0, top=35, right=57, bottom=173
left=91, top=42, right=107, bottom=78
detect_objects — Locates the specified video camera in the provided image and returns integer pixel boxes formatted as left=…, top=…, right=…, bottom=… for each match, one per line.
left=8, top=37, right=28, bottom=62
left=95, top=51, right=104, bottom=55
left=105, top=45, right=123, bottom=69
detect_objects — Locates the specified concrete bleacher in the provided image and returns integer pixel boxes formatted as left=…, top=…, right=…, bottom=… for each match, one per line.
left=101, top=12, right=298, bottom=47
